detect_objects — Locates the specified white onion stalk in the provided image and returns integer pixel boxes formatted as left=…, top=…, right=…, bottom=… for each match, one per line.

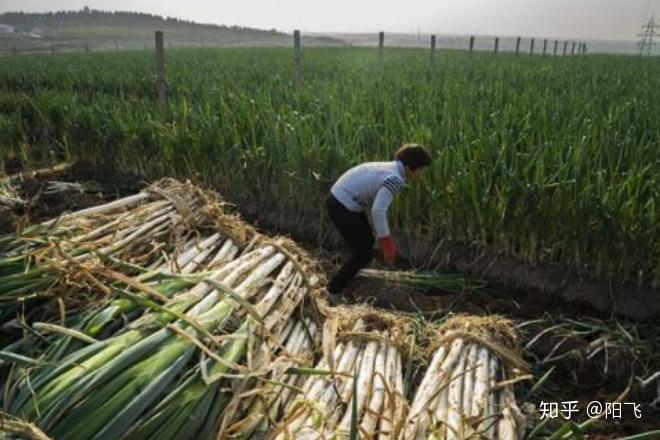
left=277, top=341, right=348, bottom=437
left=392, top=349, right=406, bottom=435
left=278, top=319, right=318, bottom=406
left=486, top=353, right=499, bottom=439
left=461, top=344, right=478, bottom=437
left=377, top=344, right=398, bottom=440
left=497, top=388, right=517, bottom=440
left=445, top=348, right=468, bottom=439
left=91, top=211, right=180, bottom=258
left=472, top=347, right=491, bottom=436
left=326, top=342, right=365, bottom=427
left=234, top=318, right=318, bottom=438
left=318, top=338, right=362, bottom=419
left=404, top=337, right=464, bottom=438
left=181, top=236, right=237, bottom=274
left=175, top=233, right=222, bottom=273
left=360, top=339, right=388, bottom=434
left=70, top=200, right=171, bottom=244
left=403, top=344, right=447, bottom=437
left=337, top=338, right=379, bottom=434
left=278, top=319, right=373, bottom=439
left=40, top=192, right=151, bottom=228
left=293, top=344, right=365, bottom=439
left=87, top=204, right=175, bottom=244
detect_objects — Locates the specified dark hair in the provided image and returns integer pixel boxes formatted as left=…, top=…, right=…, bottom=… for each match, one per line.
left=394, top=143, right=431, bottom=170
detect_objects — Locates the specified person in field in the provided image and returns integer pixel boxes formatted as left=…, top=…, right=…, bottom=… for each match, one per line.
left=326, top=143, right=432, bottom=305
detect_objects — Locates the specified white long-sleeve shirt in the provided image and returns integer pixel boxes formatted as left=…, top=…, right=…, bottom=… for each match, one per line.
left=330, top=160, right=406, bottom=238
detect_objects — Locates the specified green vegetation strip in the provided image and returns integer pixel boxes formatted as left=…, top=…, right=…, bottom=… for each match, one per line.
left=1, top=47, right=659, bottom=293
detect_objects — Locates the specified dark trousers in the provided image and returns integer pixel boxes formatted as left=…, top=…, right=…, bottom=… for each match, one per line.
left=326, top=194, right=374, bottom=294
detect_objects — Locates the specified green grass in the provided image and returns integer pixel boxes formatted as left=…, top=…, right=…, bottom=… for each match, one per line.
left=1, top=47, right=659, bottom=289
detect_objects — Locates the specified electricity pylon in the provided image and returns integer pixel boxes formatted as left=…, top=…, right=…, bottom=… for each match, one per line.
left=638, top=14, right=660, bottom=56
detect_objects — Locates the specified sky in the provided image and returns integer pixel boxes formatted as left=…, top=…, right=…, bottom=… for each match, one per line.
left=0, top=0, right=657, bottom=40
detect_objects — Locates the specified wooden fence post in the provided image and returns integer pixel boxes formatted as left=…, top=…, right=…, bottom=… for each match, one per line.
left=293, top=30, right=302, bottom=83
left=515, top=36, right=521, bottom=54
left=571, top=42, right=576, bottom=55
left=430, top=35, right=436, bottom=65
left=494, top=36, right=499, bottom=54
left=563, top=41, right=568, bottom=55
left=155, top=31, right=166, bottom=106
left=554, top=40, right=558, bottom=55
left=378, top=31, right=384, bottom=66
left=542, top=39, right=547, bottom=55
left=469, top=35, right=475, bottom=54
left=530, top=38, right=535, bottom=55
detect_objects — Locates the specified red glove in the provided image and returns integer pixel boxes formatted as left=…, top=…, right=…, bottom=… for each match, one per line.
left=379, top=236, right=396, bottom=266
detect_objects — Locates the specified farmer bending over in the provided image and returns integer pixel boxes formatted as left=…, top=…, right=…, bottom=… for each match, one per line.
left=326, top=143, right=432, bottom=305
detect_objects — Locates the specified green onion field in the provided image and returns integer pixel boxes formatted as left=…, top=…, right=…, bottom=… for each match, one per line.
left=1, top=47, right=659, bottom=290
left=1, top=45, right=660, bottom=439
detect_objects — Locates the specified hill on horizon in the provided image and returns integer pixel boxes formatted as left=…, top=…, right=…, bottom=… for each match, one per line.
left=0, top=8, right=642, bottom=55
left=0, top=8, right=345, bottom=52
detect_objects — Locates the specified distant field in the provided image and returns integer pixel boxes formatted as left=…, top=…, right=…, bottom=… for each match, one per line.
left=319, top=33, right=643, bottom=55
left=0, top=31, right=340, bottom=53
left=1, top=47, right=659, bottom=290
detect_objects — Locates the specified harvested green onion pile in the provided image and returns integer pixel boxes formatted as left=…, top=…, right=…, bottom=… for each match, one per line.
left=0, top=179, right=327, bottom=440
left=0, top=178, right=218, bottom=325
left=403, top=315, right=528, bottom=440
left=0, top=230, right=238, bottom=367
left=0, top=180, right=539, bottom=440
left=274, top=306, right=411, bottom=439
left=3, top=241, right=324, bottom=439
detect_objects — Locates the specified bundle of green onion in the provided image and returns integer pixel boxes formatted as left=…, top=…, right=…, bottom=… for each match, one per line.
left=274, top=308, right=410, bottom=439
left=1, top=179, right=553, bottom=440
left=224, top=317, right=319, bottom=438
left=4, top=239, right=321, bottom=440
left=0, top=231, right=239, bottom=369
left=0, top=180, right=211, bottom=325
left=403, top=316, right=527, bottom=440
